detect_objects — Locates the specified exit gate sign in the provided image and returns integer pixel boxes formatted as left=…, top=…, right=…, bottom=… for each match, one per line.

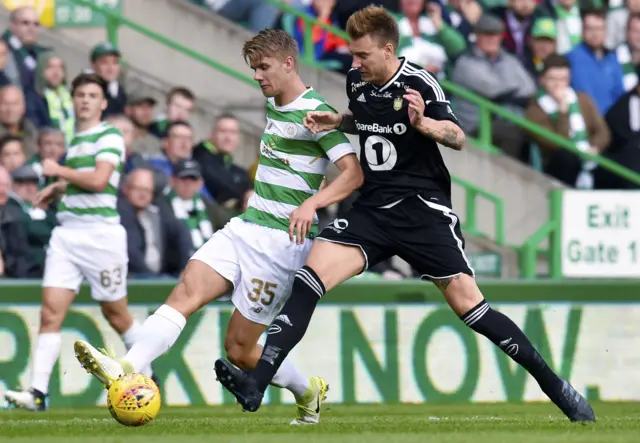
left=561, top=190, right=640, bottom=278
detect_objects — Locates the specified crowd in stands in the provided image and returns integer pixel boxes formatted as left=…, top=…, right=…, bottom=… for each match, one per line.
left=0, top=5, right=404, bottom=281
left=6, top=0, right=640, bottom=279
left=195, top=0, right=640, bottom=191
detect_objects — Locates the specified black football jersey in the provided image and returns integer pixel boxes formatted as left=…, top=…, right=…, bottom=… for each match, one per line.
left=347, top=58, right=459, bottom=207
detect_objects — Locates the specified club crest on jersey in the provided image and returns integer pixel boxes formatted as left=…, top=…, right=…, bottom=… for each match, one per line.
left=393, top=97, right=403, bottom=111
left=284, top=123, right=298, bottom=138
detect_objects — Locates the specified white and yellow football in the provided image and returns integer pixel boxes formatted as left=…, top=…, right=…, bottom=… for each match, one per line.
left=107, top=373, right=161, bottom=427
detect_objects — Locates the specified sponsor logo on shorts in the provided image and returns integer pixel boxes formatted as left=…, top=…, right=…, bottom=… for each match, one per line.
left=251, top=306, right=263, bottom=314
left=356, top=122, right=407, bottom=135
left=268, top=324, right=282, bottom=334
left=326, top=218, right=349, bottom=234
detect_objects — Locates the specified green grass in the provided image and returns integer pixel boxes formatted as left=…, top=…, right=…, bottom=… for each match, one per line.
left=1, top=402, right=639, bottom=443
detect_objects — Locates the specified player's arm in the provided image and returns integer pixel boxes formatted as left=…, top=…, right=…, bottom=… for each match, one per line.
left=338, top=111, right=358, bottom=134
left=41, top=133, right=124, bottom=192
left=305, top=153, right=362, bottom=209
left=404, top=88, right=466, bottom=151
left=48, top=160, right=115, bottom=192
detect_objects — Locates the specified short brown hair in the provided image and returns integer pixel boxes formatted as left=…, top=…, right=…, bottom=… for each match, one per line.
left=581, top=8, right=607, bottom=22
left=541, top=53, right=570, bottom=73
left=242, top=28, right=298, bottom=66
left=71, top=72, right=107, bottom=97
left=346, top=5, right=400, bottom=49
left=167, top=86, right=195, bottom=105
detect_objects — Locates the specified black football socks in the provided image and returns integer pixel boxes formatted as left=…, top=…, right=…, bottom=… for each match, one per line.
left=251, top=266, right=325, bottom=392
left=461, top=300, right=562, bottom=396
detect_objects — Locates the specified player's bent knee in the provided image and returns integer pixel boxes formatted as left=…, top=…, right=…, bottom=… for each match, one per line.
left=100, top=302, right=133, bottom=334
left=166, top=260, right=232, bottom=317
left=306, top=240, right=365, bottom=292
left=433, top=273, right=483, bottom=316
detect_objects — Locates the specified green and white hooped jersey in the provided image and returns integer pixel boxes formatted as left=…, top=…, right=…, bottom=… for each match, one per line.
left=240, top=88, right=355, bottom=236
left=57, top=122, right=125, bottom=226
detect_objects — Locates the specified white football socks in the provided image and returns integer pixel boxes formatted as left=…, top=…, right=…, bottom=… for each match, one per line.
left=271, top=358, right=311, bottom=399
left=30, top=332, right=62, bottom=395
left=124, top=305, right=186, bottom=373
left=120, top=320, right=153, bottom=376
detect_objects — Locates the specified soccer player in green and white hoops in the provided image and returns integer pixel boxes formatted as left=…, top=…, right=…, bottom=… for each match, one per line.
left=73, top=29, right=363, bottom=424
left=4, top=73, right=151, bottom=411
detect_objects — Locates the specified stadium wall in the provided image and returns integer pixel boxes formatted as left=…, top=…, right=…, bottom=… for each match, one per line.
left=0, top=280, right=638, bottom=407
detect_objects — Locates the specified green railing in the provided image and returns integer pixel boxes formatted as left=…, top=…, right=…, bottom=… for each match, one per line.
left=268, top=0, right=640, bottom=279
left=269, top=0, right=640, bottom=187
left=65, top=0, right=505, bottom=247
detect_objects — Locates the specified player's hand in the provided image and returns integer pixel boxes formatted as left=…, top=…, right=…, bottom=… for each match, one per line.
left=303, top=111, right=342, bottom=133
left=289, top=200, right=317, bottom=245
left=33, top=183, right=57, bottom=208
left=404, top=89, right=426, bottom=128
left=41, top=158, right=61, bottom=176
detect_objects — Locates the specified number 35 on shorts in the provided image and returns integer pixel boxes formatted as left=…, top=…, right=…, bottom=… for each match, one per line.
left=247, top=278, right=277, bottom=306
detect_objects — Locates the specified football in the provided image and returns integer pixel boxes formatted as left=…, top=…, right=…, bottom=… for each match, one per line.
left=107, top=373, right=161, bottom=426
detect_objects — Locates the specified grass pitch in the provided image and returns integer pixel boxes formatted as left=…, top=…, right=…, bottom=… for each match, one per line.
left=1, top=402, right=639, bottom=443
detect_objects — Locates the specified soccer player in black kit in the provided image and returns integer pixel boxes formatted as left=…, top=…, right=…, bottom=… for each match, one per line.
left=215, top=6, right=595, bottom=422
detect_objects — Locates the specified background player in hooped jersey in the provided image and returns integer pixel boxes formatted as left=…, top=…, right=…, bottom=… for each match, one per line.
left=4, top=73, right=152, bottom=411
left=215, top=7, right=596, bottom=423
left=72, top=29, right=363, bottom=424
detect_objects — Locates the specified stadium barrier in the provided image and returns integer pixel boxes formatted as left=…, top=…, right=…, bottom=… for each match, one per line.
left=1, top=279, right=638, bottom=407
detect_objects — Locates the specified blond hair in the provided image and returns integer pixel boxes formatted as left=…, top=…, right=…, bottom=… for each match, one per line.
left=346, top=5, right=400, bottom=49
left=242, top=29, right=299, bottom=66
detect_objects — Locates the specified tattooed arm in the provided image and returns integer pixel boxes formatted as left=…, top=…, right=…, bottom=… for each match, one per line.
left=415, top=117, right=466, bottom=151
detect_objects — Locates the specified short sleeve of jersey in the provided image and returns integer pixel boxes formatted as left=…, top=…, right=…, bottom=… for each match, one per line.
left=420, top=74, right=460, bottom=127
left=95, top=129, right=126, bottom=167
left=313, top=102, right=356, bottom=164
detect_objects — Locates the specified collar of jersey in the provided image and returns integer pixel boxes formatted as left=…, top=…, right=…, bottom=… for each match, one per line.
left=269, top=87, right=314, bottom=111
left=371, top=57, right=407, bottom=92
left=75, top=121, right=107, bottom=136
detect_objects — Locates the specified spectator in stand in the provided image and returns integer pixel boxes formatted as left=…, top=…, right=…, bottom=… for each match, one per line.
left=202, top=0, right=283, bottom=32
left=452, top=14, right=536, bottom=159
left=607, top=0, right=640, bottom=49
left=332, top=0, right=401, bottom=29
left=395, top=0, right=468, bottom=78
left=0, top=135, right=26, bottom=174
left=164, top=159, right=214, bottom=250
left=490, top=0, right=543, bottom=64
left=192, top=113, right=252, bottom=206
left=149, top=87, right=195, bottom=139
left=89, top=43, right=127, bottom=119
left=118, top=168, right=193, bottom=278
left=7, top=164, right=56, bottom=277
left=601, top=75, right=640, bottom=188
left=615, top=13, right=640, bottom=92
left=0, top=85, right=37, bottom=156
left=25, top=128, right=65, bottom=188
left=148, top=121, right=194, bottom=178
left=290, top=0, right=352, bottom=74
left=2, top=6, right=50, bottom=128
left=567, top=9, right=625, bottom=115
left=442, top=0, right=483, bottom=40
left=540, top=0, right=582, bottom=54
left=525, top=54, right=610, bottom=188
left=35, top=52, right=74, bottom=145
left=125, top=91, right=161, bottom=155
left=0, top=165, right=30, bottom=278
left=0, top=40, right=14, bottom=88
left=525, top=18, right=558, bottom=78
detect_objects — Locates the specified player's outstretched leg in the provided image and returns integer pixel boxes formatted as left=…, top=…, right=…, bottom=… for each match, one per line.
left=75, top=260, right=231, bottom=387
left=215, top=241, right=365, bottom=413
left=435, top=273, right=595, bottom=422
left=5, top=288, right=75, bottom=411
